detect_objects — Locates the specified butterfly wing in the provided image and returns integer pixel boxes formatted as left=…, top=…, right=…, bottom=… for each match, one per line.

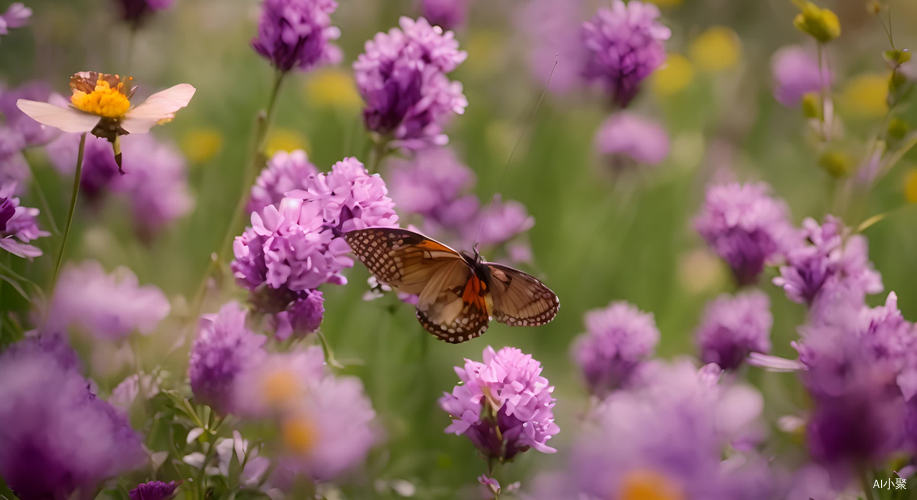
left=344, top=227, right=463, bottom=294
left=416, top=264, right=492, bottom=343
left=486, top=263, right=559, bottom=327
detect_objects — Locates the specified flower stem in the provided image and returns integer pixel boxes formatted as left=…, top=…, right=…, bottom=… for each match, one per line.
left=860, top=469, right=876, bottom=500
left=53, top=133, right=86, bottom=285
left=367, top=138, right=389, bottom=173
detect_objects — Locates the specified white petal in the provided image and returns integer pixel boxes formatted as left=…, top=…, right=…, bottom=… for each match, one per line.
left=122, top=83, right=196, bottom=134
left=15, top=99, right=98, bottom=133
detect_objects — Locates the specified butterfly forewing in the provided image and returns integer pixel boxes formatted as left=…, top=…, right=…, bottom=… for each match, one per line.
left=345, top=228, right=462, bottom=294
left=486, top=263, right=559, bottom=327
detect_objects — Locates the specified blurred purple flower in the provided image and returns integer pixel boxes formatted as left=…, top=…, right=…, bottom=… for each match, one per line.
left=581, top=1, right=671, bottom=106
left=354, top=17, right=467, bottom=149
left=129, top=481, right=178, bottom=500
left=46, top=133, right=193, bottom=234
left=189, top=302, right=267, bottom=414
left=774, top=215, right=882, bottom=306
left=387, top=146, right=475, bottom=221
left=116, top=0, right=174, bottom=24
left=0, top=181, right=48, bottom=258
left=0, top=335, right=146, bottom=499
left=248, top=149, right=318, bottom=214
left=572, top=301, right=659, bottom=396
left=771, top=45, right=832, bottom=107
left=252, top=0, right=341, bottom=72
left=695, top=182, right=795, bottom=286
left=470, top=195, right=534, bottom=247
left=420, top=0, right=468, bottom=29
left=696, top=291, right=772, bottom=371
left=0, top=81, right=62, bottom=147
left=0, top=3, right=30, bottom=36
left=594, top=111, right=670, bottom=166
left=517, top=0, right=586, bottom=95
left=439, top=346, right=559, bottom=460
left=534, top=360, right=771, bottom=499
left=272, top=289, right=324, bottom=341
left=47, top=260, right=170, bottom=340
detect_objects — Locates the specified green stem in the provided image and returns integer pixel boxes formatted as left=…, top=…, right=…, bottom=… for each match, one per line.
left=22, top=151, right=60, bottom=234
left=53, top=133, right=86, bottom=284
left=316, top=329, right=344, bottom=369
left=367, top=138, right=389, bottom=173
left=860, top=469, right=876, bottom=500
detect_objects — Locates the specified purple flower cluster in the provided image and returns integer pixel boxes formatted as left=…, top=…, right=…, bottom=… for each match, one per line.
left=189, top=302, right=267, bottom=414
left=0, top=2, right=30, bottom=37
left=420, top=0, right=469, bottom=29
left=696, top=291, right=772, bottom=371
left=439, top=346, right=559, bottom=461
left=695, top=182, right=795, bottom=286
left=534, top=361, right=770, bottom=499
left=581, top=1, right=671, bottom=106
left=233, top=157, right=397, bottom=338
left=571, top=301, right=659, bottom=396
left=129, top=481, right=178, bottom=500
left=47, top=260, right=170, bottom=340
left=775, top=215, right=882, bottom=306
left=247, top=149, right=318, bottom=213
left=0, top=181, right=48, bottom=258
left=594, top=111, right=670, bottom=166
left=0, top=335, right=146, bottom=499
left=386, top=147, right=533, bottom=253
left=115, top=0, right=174, bottom=25
left=771, top=45, right=833, bottom=107
left=252, top=0, right=341, bottom=72
left=354, top=17, right=467, bottom=149
left=46, top=133, right=194, bottom=236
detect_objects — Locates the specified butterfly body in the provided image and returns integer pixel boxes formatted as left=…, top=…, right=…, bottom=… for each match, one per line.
left=345, top=228, right=559, bottom=343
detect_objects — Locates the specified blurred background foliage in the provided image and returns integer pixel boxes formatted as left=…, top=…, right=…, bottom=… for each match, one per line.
left=2, top=0, right=917, bottom=496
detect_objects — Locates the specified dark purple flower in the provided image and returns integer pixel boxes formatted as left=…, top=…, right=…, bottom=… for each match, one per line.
left=354, top=17, right=467, bottom=149
left=0, top=3, right=31, bottom=36
left=0, top=181, right=48, bottom=258
left=695, top=182, right=795, bottom=286
left=581, top=1, right=671, bottom=106
left=0, top=335, right=146, bottom=499
left=771, top=45, right=833, bottom=107
left=47, top=260, right=170, bottom=340
left=696, top=291, right=772, bottom=371
left=439, top=346, right=559, bottom=460
left=252, top=0, right=341, bottom=72
left=248, top=149, right=319, bottom=214
left=273, top=289, right=324, bottom=341
left=129, top=481, right=178, bottom=500
left=595, top=111, right=669, bottom=166
left=572, top=301, right=659, bottom=396
left=189, top=302, right=267, bottom=414
left=775, top=215, right=882, bottom=306
left=116, top=0, right=174, bottom=25
left=419, top=0, right=468, bottom=29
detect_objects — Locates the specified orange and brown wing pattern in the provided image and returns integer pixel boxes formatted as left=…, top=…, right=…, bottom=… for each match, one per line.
left=416, top=270, right=493, bottom=344
left=344, top=228, right=462, bottom=295
left=486, top=263, right=559, bottom=327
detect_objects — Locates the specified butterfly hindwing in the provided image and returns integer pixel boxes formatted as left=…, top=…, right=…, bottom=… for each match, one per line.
left=486, top=263, right=559, bottom=327
left=416, top=271, right=492, bottom=344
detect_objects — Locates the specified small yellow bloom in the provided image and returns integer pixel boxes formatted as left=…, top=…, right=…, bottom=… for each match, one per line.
left=904, top=169, right=917, bottom=203
left=266, top=128, right=310, bottom=157
left=304, top=69, right=361, bottom=111
left=181, top=127, right=223, bottom=164
left=840, top=74, right=889, bottom=118
left=262, top=369, right=302, bottom=408
left=620, top=469, right=686, bottom=500
left=689, top=27, right=741, bottom=72
left=793, top=2, right=841, bottom=43
left=282, top=415, right=318, bottom=455
left=651, top=54, right=695, bottom=96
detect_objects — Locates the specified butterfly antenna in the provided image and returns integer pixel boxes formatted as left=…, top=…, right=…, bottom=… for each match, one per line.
left=472, top=55, right=559, bottom=247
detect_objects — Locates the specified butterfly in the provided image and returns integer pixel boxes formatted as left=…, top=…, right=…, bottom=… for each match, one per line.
left=345, top=227, right=559, bottom=343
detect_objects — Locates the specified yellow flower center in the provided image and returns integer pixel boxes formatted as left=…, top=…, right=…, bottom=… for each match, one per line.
left=282, top=415, right=317, bottom=455
left=261, top=369, right=302, bottom=408
left=70, top=79, right=131, bottom=118
left=619, top=469, right=685, bottom=500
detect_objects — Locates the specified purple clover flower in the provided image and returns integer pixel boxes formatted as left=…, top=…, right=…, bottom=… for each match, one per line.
left=189, top=302, right=267, bottom=414
left=252, top=0, right=341, bottom=72
left=0, top=3, right=30, bottom=36
left=771, top=45, right=833, bottom=107
left=774, top=215, right=882, bottom=306
left=354, top=17, right=468, bottom=149
left=439, top=346, right=559, bottom=460
left=581, top=1, right=671, bottom=106
left=571, top=301, right=659, bottom=396
left=115, top=0, right=173, bottom=25
left=594, top=111, right=670, bottom=166
left=129, top=481, right=178, bottom=500
left=0, top=181, right=49, bottom=258
left=695, top=182, right=795, bottom=286
left=272, top=289, right=325, bottom=341
left=248, top=149, right=318, bottom=214
left=0, top=335, right=146, bottom=499
left=420, top=0, right=469, bottom=29
left=696, top=291, right=772, bottom=371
